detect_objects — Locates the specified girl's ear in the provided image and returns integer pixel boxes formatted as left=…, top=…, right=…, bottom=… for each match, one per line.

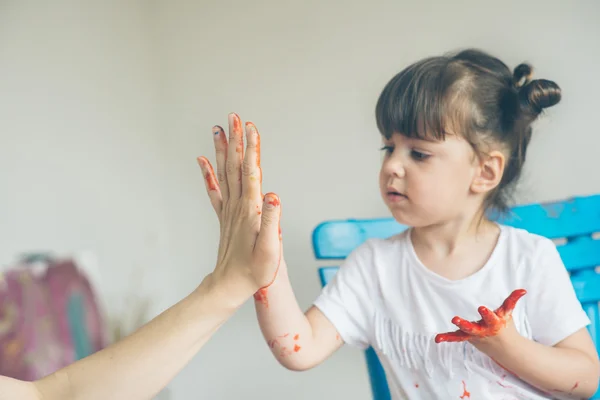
left=471, top=150, right=505, bottom=194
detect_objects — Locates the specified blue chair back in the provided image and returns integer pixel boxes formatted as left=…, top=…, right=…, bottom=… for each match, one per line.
left=313, top=194, right=600, bottom=400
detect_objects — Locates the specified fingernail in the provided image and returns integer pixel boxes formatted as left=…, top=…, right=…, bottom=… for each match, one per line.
left=196, top=156, right=206, bottom=167
left=264, top=194, right=280, bottom=209
left=229, top=113, right=242, bottom=133
left=246, top=122, right=257, bottom=136
left=212, top=125, right=222, bottom=135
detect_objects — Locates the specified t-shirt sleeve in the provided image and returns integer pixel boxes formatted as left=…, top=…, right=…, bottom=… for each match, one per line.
left=313, top=240, right=377, bottom=350
left=525, top=238, right=591, bottom=347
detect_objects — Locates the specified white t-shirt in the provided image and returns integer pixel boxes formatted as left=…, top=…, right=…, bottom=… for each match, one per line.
left=314, top=224, right=590, bottom=399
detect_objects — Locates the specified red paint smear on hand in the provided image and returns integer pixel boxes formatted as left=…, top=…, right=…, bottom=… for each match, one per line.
left=197, top=157, right=218, bottom=191
left=435, top=289, right=526, bottom=343
left=250, top=122, right=261, bottom=167
left=293, top=344, right=301, bottom=352
left=459, top=381, right=470, bottom=399
left=293, top=334, right=299, bottom=340
left=253, top=288, right=269, bottom=308
left=233, top=114, right=242, bottom=133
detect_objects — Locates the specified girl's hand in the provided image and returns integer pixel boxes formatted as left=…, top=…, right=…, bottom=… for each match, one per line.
left=197, top=113, right=282, bottom=302
left=435, top=289, right=527, bottom=345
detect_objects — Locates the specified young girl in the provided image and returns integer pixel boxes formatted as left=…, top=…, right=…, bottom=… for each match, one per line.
left=253, top=49, right=600, bottom=399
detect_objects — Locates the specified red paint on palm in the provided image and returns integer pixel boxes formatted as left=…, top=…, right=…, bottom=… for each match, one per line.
left=435, top=289, right=527, bottom=343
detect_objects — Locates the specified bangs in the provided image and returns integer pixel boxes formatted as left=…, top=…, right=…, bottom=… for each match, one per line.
left=375, top=56, right=471, bottom=141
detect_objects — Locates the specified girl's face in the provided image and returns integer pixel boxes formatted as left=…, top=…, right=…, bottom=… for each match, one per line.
left=379, top=132, right=483, bottom=228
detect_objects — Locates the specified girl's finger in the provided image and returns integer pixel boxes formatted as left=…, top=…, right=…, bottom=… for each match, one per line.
left=496, top=289, right=527, bottom=319
left=434, top=330, right=470, bottom=343
left=478, top=306, right=500, bottom=327
left=451, top=317, right=482, bottom=335
left=254, top=193, right=282, bottom=287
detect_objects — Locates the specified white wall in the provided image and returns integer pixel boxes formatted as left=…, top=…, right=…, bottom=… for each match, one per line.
left=0, top=0, right=173, bottom=333
left=2, top=1, right=600, bottom=399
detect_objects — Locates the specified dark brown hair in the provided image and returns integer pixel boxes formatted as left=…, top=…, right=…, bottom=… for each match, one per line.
left=375, top=48, right=561, bottom=214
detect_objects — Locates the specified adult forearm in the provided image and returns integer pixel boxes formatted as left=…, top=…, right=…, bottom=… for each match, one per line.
left=34, top=275, right=249, bottom=400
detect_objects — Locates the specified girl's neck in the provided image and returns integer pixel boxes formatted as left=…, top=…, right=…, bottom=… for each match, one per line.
left=409, top=212, right=502, bottom=281
left=411, top=216, right=497, bottom=257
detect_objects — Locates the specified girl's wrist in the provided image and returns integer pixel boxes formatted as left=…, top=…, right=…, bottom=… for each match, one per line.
left=471, top=322, right=524, bottom=359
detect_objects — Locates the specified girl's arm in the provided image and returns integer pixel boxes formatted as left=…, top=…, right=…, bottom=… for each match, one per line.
left=436, top=289, right=600, bottom=399
left=253, top=262, right=343, bottom=371
left=480, top=326, right=599, bottom=399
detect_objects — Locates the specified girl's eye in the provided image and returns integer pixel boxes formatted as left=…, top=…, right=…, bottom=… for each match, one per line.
left=379, top=145, right=394, bottom=155
left=411, top=150, right=430, bottom=161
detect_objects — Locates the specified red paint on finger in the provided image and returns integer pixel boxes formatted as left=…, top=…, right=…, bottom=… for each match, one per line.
left=232, top=113, right=242, bottom=133
left=213, top=126, right=227, bottom=148
left=437, top=289, right=526, bottom=343
left=435, top=331, right=470, bottom=343
left=459, top=381, right=470, bottom=399
left=496, top=289, right=527, bottom=317
left=256, top=129, right=261, bottom=167
left=197, top=157, right=218, bottom=191
left=220, top=129, right=228, bottom=146
left=253, top=288, right=269, bottom=308
left=205, top=172, right=218, bottom=191
left=294, top=334, right=299, bottom=340
left=293, top=344, right=301, bottom=352
left=267, top=196, right=280, bottom=207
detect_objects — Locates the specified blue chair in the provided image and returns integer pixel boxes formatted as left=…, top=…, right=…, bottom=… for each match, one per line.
left=312, top=194, right=600, bottom=400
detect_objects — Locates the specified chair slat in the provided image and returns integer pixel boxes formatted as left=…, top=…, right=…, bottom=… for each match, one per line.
left=312, top=219, right=406, bottom=259
left=497, top=195, right=600, bottom=239
left=559, top=236, right=600, bottom=272
left=572, top=270, right=600, bottom=303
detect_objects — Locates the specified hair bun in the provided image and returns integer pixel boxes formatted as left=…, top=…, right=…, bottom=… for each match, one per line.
left=519, top=79, right=561, bottom=116
left=513, top=63, right=533, bottom=88
left=513, top=63, right=561, bottom=116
